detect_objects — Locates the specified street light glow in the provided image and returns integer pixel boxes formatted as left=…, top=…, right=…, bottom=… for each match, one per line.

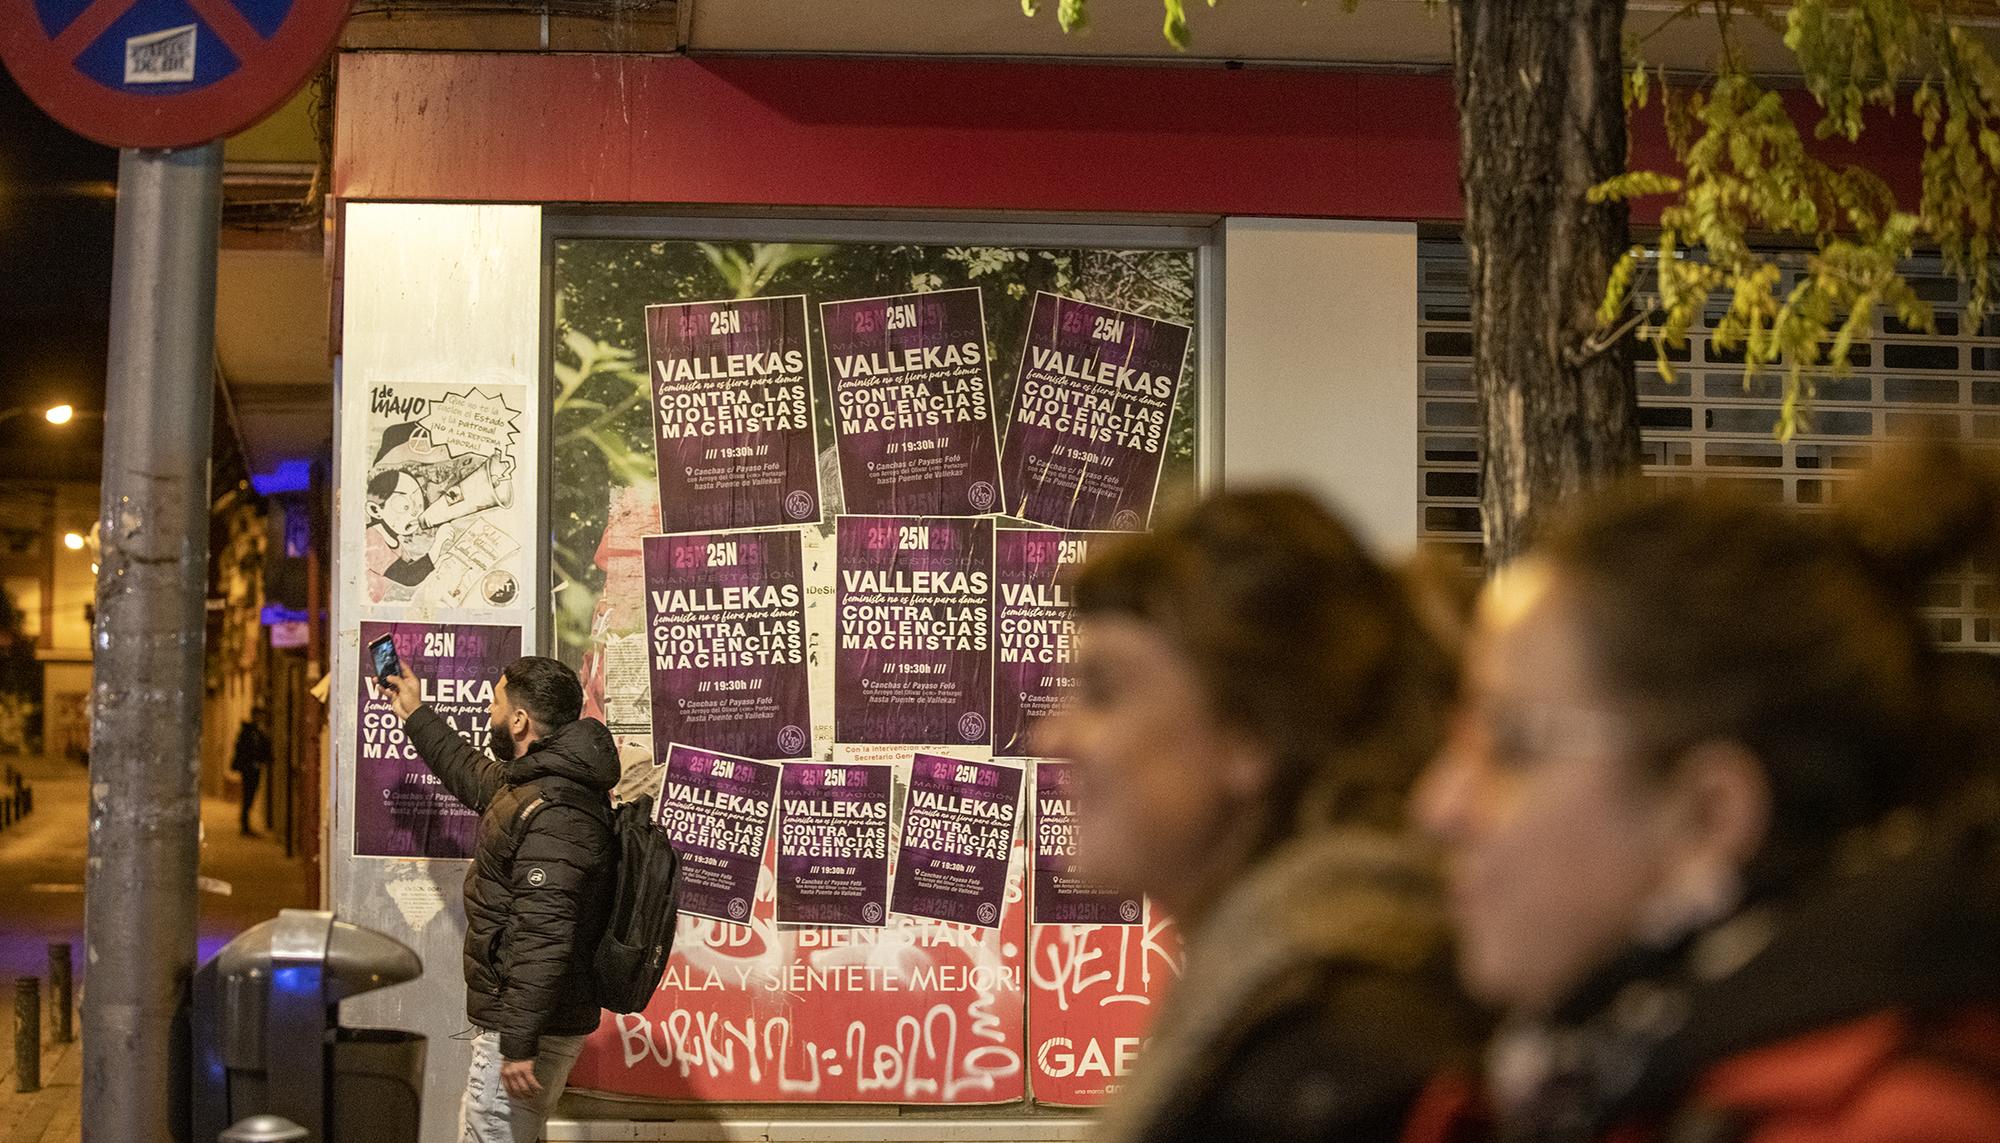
left=44, top=404, right=73, bottom=425
left=63, top=531, right=84, bottom=550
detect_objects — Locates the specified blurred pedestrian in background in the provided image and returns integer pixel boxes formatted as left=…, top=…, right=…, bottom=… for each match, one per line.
left=231, top=702, right=273, bottom=837
left=1037, top=489, right=1481, bottom=1143
left=1409, top=439, right=2000, bottom=1143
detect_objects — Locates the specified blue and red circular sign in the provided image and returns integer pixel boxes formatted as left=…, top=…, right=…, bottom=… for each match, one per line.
left=0, top=0, right=347, bottom=148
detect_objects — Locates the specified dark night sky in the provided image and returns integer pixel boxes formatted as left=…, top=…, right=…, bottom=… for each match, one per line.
left=0, top=64, right=113, bottom=469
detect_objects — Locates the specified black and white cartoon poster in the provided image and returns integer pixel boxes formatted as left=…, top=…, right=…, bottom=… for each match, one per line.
left=364, top=383, right=529, bottom=609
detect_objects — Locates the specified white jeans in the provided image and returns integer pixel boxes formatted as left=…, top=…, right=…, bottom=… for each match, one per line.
left=457, top=1030, right=588, bottom=1143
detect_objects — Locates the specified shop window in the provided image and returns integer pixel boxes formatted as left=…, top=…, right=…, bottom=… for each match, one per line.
left=533, top=222, right=1214, bottom=1108
left=1424, top=399, right=1480, bottom=429
left=1704, top=374, right=1874, bottom=402
left=1422, top=364, right=1474, bottom=394
left=1425, top=434, right=1480, bottom=463
left=1889, top=313, right=1959, bottom=336
left=1424, top=470, right=1480, bottom=498
left=1640, top=440, right=1696, bottom=467
left=547, top=229, right=1205, bottom=670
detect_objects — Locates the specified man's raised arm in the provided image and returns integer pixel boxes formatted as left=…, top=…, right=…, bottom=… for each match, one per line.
left=385, top=664, right=504, bottom=813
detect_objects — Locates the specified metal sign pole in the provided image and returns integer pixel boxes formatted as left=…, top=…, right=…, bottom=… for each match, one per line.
left=82, top=141, right=222, bottom=1143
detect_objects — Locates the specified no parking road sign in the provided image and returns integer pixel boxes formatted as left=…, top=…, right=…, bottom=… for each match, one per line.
left=0, top=0, right=347, bottom=147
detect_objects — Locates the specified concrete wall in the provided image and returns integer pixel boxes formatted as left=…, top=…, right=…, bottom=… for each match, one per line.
left=1220, top=218, right=1420, bottom=556
left=331, top=202, right=545, bottom=1143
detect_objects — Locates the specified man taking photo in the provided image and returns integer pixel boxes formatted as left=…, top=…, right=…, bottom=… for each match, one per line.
left=384, top=655, right=617, bottom=1142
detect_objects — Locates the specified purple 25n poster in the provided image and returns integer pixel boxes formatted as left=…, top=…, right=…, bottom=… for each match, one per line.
left=642, top=529, right=811, bottom=760
left=994, top=529, right=1116, bottom=756
left=1032, top=761, right=1142, bottom=926
left=776, top=763, right=892, bottom=927
left=834, top=515, right=994, bottom=746
left=646, top=296, right=822, bottom=532
left=892, top=754, right=1023, bottom=929
left=820, top=288, right=1003, bottom=516
left=655, top=744, right=781, bottom=925
left=998, top=292, right=1193, bottom=531
left=355, top=621, right=520, bottom=858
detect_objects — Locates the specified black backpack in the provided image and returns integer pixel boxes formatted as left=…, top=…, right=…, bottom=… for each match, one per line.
left=517, top=785, right=682, bottom=1015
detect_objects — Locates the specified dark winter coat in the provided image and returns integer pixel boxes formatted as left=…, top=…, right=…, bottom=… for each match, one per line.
left=1093, top=828, right=1482, bottom=1143
left=231, top=721, right=273, bottom=774
left=404, top=705, right=618, bottom=1060
left=1401, top=819, right=2000, bottom=1143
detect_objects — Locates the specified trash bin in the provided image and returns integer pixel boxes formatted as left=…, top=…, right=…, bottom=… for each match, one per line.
left=191, top=909, right=426, bottom=1143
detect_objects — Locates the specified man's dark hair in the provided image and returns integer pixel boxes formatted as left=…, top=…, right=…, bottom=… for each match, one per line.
left=501, top=656, right=584, bottom=733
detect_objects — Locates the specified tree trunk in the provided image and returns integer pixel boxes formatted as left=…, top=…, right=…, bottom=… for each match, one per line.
left=1453, top=0, right=1642, bottom=569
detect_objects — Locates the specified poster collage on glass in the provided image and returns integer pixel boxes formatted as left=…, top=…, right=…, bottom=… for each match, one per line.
left=354, top=285, right=1193, bottom=1106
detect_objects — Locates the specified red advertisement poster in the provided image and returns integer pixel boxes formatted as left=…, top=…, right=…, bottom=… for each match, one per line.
left=567, top=840, right=1030, bottom=1104
left=1026, top=904, right=1185, bottom=1107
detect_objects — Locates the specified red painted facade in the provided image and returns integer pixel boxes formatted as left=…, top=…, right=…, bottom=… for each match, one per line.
left=333, top=51, right=1927, bottom=222
left=332, top=53, right=1464, bottom=217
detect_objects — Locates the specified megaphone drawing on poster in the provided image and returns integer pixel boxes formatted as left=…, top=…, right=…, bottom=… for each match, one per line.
left=419, top=452, right=514, bottom=530
left=362, top=382, right=527, bottom=607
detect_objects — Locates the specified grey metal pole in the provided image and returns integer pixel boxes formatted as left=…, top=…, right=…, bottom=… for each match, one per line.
left=82, top=142, right=222, bottom=1143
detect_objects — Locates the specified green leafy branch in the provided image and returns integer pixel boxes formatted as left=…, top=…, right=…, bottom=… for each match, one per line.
left=553, top=333, right=655, bottom=486
left=1020, top=0, right=1208, bottom=51
left=1025, top=0, right=1374, bottom=52
left=697, top=242, right=839, bottom=298
left=1597, top=1, right=2000, bottom=440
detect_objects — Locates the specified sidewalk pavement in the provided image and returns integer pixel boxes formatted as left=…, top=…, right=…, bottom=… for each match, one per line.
left=0, top=751, right=315, bottom=1142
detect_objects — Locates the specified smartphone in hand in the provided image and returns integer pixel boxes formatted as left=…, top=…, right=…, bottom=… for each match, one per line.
left=367, top=633, right=402, bottom=685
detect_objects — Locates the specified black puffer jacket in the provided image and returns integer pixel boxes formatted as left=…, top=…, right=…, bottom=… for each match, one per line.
left=405, top=706, right=618, bottom=1060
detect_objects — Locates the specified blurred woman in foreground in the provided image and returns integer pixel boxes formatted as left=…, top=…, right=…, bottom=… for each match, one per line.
left=1038, top=489, right=1480, bottom=1143
left=1409, top=440, right=2000, bottom=1143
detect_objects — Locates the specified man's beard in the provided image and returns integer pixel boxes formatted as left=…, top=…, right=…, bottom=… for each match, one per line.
left=490, top=722, right=517, bottom=761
